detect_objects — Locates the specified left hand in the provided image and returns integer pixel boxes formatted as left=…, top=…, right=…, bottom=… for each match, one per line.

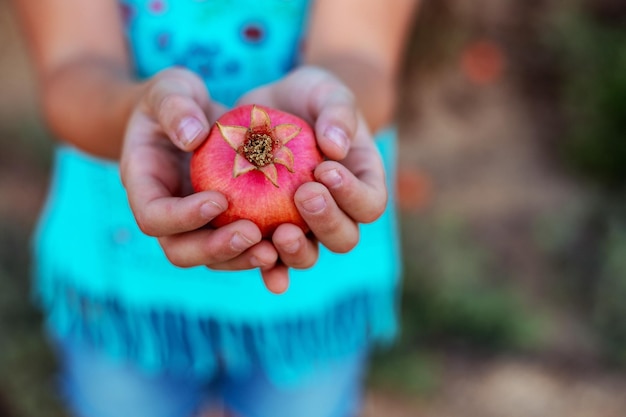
left=238, top=66, right=388, bottom=293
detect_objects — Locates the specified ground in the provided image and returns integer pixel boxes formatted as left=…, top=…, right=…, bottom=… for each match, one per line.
left=2, top=0, right=626, bottom=416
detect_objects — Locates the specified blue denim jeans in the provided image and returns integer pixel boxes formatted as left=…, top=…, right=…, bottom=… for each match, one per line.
left=53, top=336, right=368, bottom=417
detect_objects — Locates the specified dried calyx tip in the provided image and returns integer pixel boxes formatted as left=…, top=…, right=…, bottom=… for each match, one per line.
left=218, top=105, right=300, bottom=187
left=241, top=132, right=275, bottom=167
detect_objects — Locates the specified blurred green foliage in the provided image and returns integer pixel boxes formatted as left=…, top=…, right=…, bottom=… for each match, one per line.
left=594, top=215, right=626, bottom=364
left=0, top=215, right=68, bottom=417
left=399, top=215, right=541, bottom=351
left=555, top=5, right=626, bottom=187
left=546, top=1, right=626, bottom=364
left=370, top=213, right=545, bottom=396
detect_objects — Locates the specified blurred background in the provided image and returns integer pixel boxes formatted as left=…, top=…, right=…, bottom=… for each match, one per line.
left=2, top=0, right=626, bottom=416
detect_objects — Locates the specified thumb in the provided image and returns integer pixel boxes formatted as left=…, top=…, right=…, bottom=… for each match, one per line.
left=144, top=68, right=213, bottom=151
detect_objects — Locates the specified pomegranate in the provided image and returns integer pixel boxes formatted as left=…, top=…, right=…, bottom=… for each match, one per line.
left=190, top=104, right=323, bottom=237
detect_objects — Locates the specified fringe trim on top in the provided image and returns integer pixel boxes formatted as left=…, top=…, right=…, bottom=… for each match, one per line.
left=37, top=279, right=399, bottom=385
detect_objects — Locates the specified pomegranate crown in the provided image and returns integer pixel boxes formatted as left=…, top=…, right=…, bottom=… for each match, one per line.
left=216, top=105, right=301, bottom=187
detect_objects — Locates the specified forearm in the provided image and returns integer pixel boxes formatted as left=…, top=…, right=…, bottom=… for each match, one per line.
left=304, top=0, right=417, bottom=134
left=11, top=0, right=141, bottom=160
left=41, top=57, right=145, bottom=160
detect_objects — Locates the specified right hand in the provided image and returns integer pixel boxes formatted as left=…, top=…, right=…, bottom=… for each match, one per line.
left=120, top=68, right=281, bottom=277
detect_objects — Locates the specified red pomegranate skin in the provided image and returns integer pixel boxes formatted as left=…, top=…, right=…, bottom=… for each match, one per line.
left=190, top=104, right=323, bottom=237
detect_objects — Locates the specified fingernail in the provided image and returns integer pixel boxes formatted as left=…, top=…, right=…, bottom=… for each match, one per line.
left=200, top=201, right=224, bottom=219
left=324, top=126, right=349, bottom=154
left=283, top=239, right=301, bottom=255
left=319, top=169, right=342, bottom=189
left=301, top=195, right=326, bottom=214
left=230, top=232, right=254, bottom=251
left=177, top=117, right=204, bottom=145
left=250, top=256, right=263, bottom=267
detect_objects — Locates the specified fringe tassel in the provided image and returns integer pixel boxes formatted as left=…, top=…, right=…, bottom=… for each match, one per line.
left=37, top=278, right=398, bottom=385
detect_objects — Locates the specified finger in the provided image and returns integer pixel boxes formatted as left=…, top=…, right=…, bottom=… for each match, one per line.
left=238, top=67, right=359, bottom=160
left=316, top=111, right=388, bottom=223
left=311, top=85, right=357, bottom=161
left=261, top=263, right=291, bottom=294
left=269, top=68, right=358, bottom=160
left=315, top=158, right=387, bottom=224
left=208, top=240, right=279, bottom=271
left=272, top=223, right=319, bottom=269
left=158, top=220, right=264, bottom=267
left=146, top=69, right=213, bottom=150
left=136, top=192, right=227, bottom=237
left=295, top=182, right=360, bottom=254
left=123, top=146, right=229, bottom=236
left=121, top=127, right=229, bottom=237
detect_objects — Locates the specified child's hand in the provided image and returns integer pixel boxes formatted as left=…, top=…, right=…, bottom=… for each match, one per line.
left=120, top=68, right=280, bottom=277
left=238, top=66, right=388, bottom=281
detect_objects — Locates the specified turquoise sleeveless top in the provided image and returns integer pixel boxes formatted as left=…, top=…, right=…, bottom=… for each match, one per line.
left=33, top=0, right=401, bottom=384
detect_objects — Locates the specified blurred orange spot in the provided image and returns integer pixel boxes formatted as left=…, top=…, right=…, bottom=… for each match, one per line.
left=461, top=39, right=506, bottom=85
left=396, top=167, right=432, bottom=212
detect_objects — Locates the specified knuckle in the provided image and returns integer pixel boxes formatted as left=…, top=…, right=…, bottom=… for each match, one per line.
left=162, top=68, right=207, bottom=100
left=317, top=78, right=354, bottom=108
left=285, top=246, right=317, bottom=270
left=298, top=253, right=318, bottom=269
left=159, top=94, right=189, bottom=116
left=163, top=251, right=188, bottom=268
left=331, top=231, right=359, bottom=254
left=160, top=200, right=179, bottom=225
left=310, top=80, right=339, bottom=109
left=156, top=67, right=199, bottom=85
left=135, top=213, right=158, bottom=237
left=317, top=215, right=343, bottom=235
left=335, top=87, right=355, bottom=107
left=202, top=239, right=229, bottom=264
left=162, top=67, right=191, bottom=79
left=173, top=67, right=204, bottom=85
left=361, top=199, right=387, bottom=223
left=312, top=214, right=359, bottom=254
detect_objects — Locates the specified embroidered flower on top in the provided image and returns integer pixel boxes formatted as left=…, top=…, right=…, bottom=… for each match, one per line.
left=240, top=21, right=267, bottom=45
